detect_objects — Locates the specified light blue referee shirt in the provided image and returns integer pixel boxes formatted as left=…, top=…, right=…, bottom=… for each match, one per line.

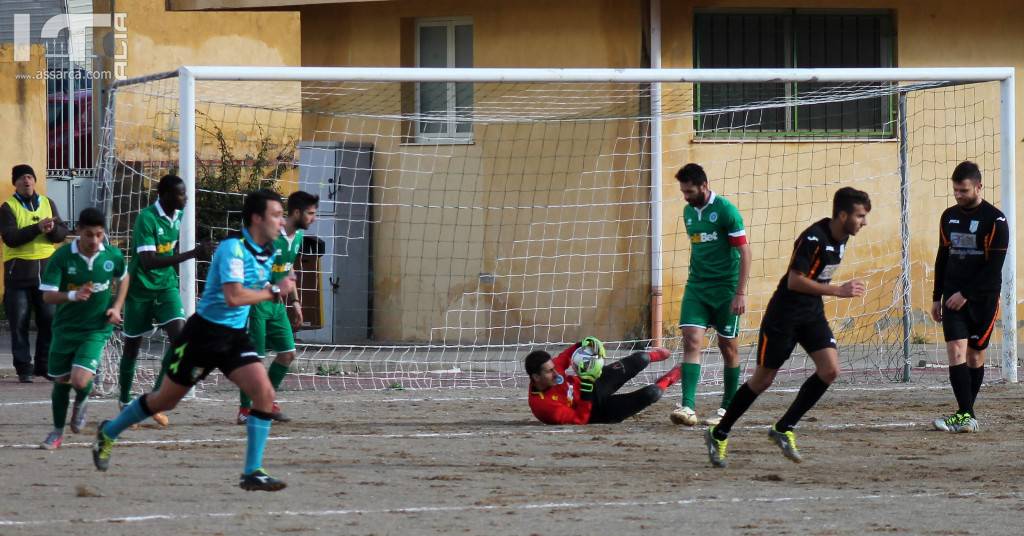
left=196, top=227, right=275, bottom=329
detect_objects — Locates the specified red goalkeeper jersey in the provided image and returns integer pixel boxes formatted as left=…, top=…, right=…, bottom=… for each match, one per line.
left=528, top=343, right=593, bottom=425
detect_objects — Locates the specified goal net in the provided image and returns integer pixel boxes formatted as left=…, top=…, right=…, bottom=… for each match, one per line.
left=93, top=67, right=1016, bottom=395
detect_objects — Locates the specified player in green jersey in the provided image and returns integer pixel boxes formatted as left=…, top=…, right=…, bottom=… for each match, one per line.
left=669, top=163, right=751, bottom=427
left=118, top=175, right=211, bottom=427
left=38, top=208, right=129, bottom=449
left=236, top=190, right=319, bottom=424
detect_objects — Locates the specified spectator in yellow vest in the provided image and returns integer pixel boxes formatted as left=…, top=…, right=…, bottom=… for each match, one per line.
left=0, top=165, right=69, bottom=382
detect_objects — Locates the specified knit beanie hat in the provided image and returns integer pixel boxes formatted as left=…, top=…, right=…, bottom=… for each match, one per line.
left=11, top=164, right=36, bottom=184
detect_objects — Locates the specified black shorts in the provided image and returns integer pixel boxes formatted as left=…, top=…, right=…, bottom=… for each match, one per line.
left=163, top=314, right=260, bottom=387
left=942, top=294, right=1000, bottom=351
left=756, top=308, right=836, bottom=369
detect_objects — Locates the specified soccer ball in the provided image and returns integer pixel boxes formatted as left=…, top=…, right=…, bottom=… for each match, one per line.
left=571, top=345, right=603, bottom=375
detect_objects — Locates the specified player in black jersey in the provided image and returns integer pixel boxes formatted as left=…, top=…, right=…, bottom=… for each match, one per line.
left=931, top=161, right=1008, bottom=434
left=702, top=187, right=871, bottom=468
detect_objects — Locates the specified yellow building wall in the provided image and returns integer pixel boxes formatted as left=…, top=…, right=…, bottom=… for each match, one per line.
left=96, top=0, right=300, bottom=77
left=95, top=0, right=304, bottom=253
left=290, top=0, right=1024, bottom=346
left=97, top=0, right=303, bottom=190
left=92, top=0, right=1023, bottom=349
left=0, top=43, right=50, bottom=298
left=662, top=1, right=1023, bottom=347
left=300, top=0, right=648, bottom=343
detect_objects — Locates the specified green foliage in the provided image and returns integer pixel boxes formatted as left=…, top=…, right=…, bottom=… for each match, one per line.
left=315, top=363, right=344, bottom=377
left=189, top=120, right=294, bottom=288
left=194, top=119, right=294, bottom=243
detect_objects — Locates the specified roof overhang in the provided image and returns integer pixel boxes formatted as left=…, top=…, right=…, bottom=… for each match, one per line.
left=166, top=0, right=389, bottom=11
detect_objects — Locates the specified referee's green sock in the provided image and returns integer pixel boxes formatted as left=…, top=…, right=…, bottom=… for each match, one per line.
left=681, top=362, right=701, bottom=409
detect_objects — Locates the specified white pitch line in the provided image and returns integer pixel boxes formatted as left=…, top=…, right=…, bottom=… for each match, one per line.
left=0, top=428, right=581, bottom=450
left=0, top=490, right=1003, bottom=527
left=0, top=418, right=929, bottom=450
left=0, top=382, right=959, bottom=408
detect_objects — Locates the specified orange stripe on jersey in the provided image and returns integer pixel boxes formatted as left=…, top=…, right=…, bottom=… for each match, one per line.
left=984, top=224, right=998, bottom=259
left=806, top=246, right=822, bottom=279
left=940, top=227, right=950, bottom=247
left=758, top=333, right=768, bottom=366
left=978, top=305, right=1000, bottom=347
left=788, top=239, right=804, bottom=268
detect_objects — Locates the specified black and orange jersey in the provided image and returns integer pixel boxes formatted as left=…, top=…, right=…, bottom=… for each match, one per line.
left=933, top=200, right=1008, bottom=302
left=770, top=218, right=849, bottom=314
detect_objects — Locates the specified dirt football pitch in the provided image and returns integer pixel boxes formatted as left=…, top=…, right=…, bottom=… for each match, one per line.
left=1, top=377, right=1022, bottom=535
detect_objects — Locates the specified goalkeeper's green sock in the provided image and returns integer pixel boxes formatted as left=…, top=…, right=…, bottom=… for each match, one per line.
left=681, top=362, right=701, bottom=409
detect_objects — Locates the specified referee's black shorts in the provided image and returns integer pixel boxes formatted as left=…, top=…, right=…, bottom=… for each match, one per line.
left=756, top=307, right=837, bottom=370
left=942, top=294, right=1000, bottom=351
left=163, top=314, right=261, bottom=387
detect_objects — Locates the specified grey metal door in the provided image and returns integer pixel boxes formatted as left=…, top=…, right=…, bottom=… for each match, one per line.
left=296, top=142, right=373, bottom=344
left=331, top=144, right=373, bottom=343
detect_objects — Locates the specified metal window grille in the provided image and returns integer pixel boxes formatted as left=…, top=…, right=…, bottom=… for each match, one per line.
left=694, top=10, right=896, bottom=137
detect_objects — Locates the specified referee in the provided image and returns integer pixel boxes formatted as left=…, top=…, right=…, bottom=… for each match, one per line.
left=92, top=189, right=296, bottom=491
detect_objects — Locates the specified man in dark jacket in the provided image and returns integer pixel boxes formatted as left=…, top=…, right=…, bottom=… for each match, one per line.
left=0, top=164, right=69, bottom=382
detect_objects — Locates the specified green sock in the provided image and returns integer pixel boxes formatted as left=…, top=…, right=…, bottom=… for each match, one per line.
left=240, top=389, right=252, bottom=409
left=153, top=347, right=174, bottom=391
left=51, top=383, right=72, bottom=429
left=268, top=361, right=289, bottom=390
left=74, top=379, right=93, bottom=407
left=722, top=366, right=741, bottom=409
left=118, top=354, right=136, bottom=404
left=681, top=362, right=701, bottom=409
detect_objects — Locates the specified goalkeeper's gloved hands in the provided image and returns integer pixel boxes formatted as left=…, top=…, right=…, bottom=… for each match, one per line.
left=579, top=336, right=606, bottom=358
left=576, top=354, right=604, bottom=395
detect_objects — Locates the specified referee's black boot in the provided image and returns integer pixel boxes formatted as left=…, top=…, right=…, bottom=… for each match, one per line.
left=240, top=468, right=287, bottom=492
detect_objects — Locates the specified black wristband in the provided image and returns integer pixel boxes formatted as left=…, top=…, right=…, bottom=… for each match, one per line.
left=579, top=380, right=595, bottom=400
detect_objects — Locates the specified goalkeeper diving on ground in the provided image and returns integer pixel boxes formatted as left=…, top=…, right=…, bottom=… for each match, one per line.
left=524, top=337, right=679, bottom=424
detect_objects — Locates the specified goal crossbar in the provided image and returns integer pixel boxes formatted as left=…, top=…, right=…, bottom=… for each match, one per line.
left=111, top=66, right=1016, bottom=384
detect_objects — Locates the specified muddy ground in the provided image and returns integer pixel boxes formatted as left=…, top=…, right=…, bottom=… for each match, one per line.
left=1, top=377, right=1022, bottom=535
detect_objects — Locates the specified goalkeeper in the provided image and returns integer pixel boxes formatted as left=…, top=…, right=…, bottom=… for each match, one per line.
left=524, top=337, right=679, bottom=425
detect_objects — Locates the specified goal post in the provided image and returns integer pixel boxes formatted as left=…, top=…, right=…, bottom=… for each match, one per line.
left=97, top=66, right=1017, bottom=394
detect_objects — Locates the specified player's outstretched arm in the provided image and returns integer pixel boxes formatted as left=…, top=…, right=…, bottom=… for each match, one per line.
left=786, top=269, right=864, bottom=298
left=137, top=241, right=213, bottom=271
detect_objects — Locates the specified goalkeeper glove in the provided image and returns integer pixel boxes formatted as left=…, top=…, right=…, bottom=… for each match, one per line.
left=576, top=354, right=604, bottom=394
left=580, top=336, right=606, bottom=358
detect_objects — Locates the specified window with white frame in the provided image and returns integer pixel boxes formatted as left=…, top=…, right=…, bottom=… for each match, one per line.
left=416, top=18, right=473, bottom=140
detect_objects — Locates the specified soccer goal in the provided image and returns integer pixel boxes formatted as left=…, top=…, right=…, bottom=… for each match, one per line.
left=93, top=66, right=1017, bottom=395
